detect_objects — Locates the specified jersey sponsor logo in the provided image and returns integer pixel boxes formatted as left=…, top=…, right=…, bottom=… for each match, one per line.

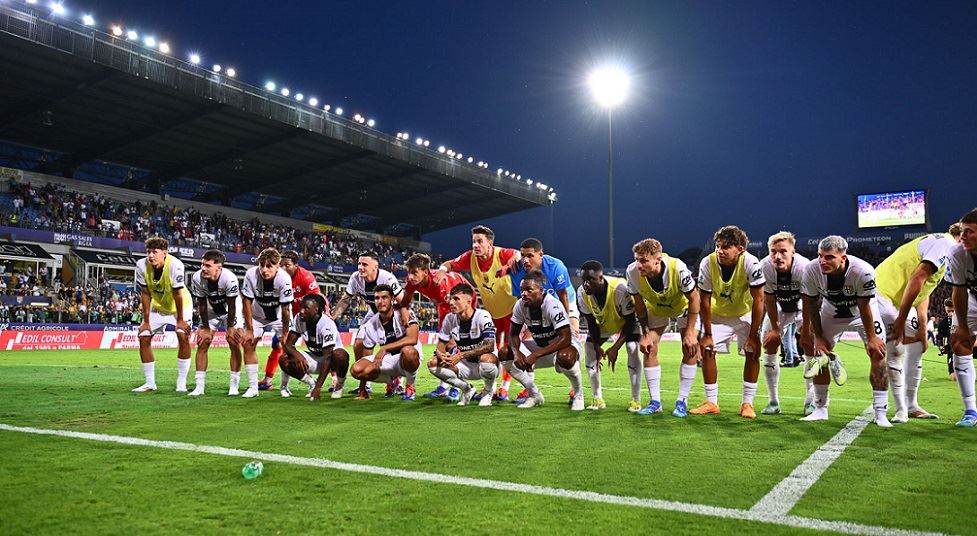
left=554, top=312, right=566, bottom=323
left=862, top=280, right=876, bottom=291
left=681, top=275, right=693, bottom=288
left=752, top=269, right=762, bottom=280
left=175, top=274, right=184, bottom=284
left=283, top=288, right=293, bottom=297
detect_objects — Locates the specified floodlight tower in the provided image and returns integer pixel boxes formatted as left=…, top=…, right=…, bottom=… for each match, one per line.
left=587, top=65, right=630, bottom=269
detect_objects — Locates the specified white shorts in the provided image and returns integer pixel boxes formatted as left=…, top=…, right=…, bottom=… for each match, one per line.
left=363, top=349, right=420, bottom=384
left=820, top=302, right=885, bottom=346
left=251, top=317, right=284, bottom=338
left=709, top=313, right=753, bottom=355
left=300, top=350, right=324, bottom=375
left=647, top=308, right=700, bottom=332
left=456, top=358, right=500, bottom=380
left=760, top=310, right=802, bottom=335
left=144, top=301, right=194, bottom=335
left=206, top=314, right=244, bottom=332
left=518, top=337, right=583, bottom=369
left=876, top=295, right=919, bottom=340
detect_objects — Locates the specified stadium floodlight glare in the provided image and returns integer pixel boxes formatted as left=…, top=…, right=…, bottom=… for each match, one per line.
left=265, top=81, right=276, bottom=91
left=49, top=2, right=65, bottom=16
left=549, top=186, right=554, bottom=192
left=456, top=153, right=463, bottom=159
left=497, top=168, right=503, bottom=175
left=189, top=53, right=201, bottom=65
left=158, top=42, right=170, bottom=54
left=82, top=14, right=94, bottom=26
left=144, top=36, right=156, bottom=48
left=280, top=88, right=290, bottom=97
left=226, top=67, right=236, bottom=77
left=504, top=171, right=510, bottom=177
left=366, top=119, right=375, bottom=127
left=415, top=137, right=424, bottom=145
left=437, top=146, right=446, bottom=153
left=212, top=64, right=221, bottom=72
left=126, top=30, right=138, bottom=40
left=353, top=113, right=362, bottom=121
left=526, top=179, right=533, bottom=186
left=516, top=174, right=522, bottom=180
left=324, top=104, right=331, bottom=111
left=467, top=157, right=474, bottom=163
left=587, top=65, right=630, bottom=108
left=335, top=107, right=343, bottom=115
left=423, top=140, right=430, bottom=147
left=295, top=93, right=304, bottom=101
left=27, top=0, right=39, bottom=4
left=308, top=97, right=318, bottom=106
left=111, top=25, right=123, bottom=37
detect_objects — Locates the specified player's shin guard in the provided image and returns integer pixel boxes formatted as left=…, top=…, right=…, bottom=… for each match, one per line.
left=742, top=381, right=757, bottom=405
left=886, top=340, right=907, bottom=416
left=584, top=344, right=603, bottom=399
left=479, top=362, right=499, bottom=391
left=903, top=341, right=924, bottom=409
left=626, top=342, right=641, bottom=401
left=557, top=360, right=584, bottom=401
left=504, top=361, right=539, bottom=395
left=430, top=367, right=469, bottom=390
left=704, top=383, right=719, bottom=404
left=763, top=353, right=780, bottom=404
left=678, top=364, right=696, bottom=402
left=245, top=363, right=259, bottom=389
left=954, top=354, right=977, bottom=412
left=176, top=357, right=191, bottom=390
left=644, top=366, right=661, bottom=402
left=263, top=347, right=283, bottom=382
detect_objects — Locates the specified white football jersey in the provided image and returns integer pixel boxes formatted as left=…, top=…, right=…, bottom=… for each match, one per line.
left=946, top=243, right=977, bottom=299
left=190, top=268, right=240, bottom=318
left=512, top=293, right=570, bottom=347
left=761, top=253, right=810, bottom=314
left=625, top=258, right=696, bottom=297
left=134, top=256, right=185, bottom=289
left=359, top=309, right=419, bottom=349
left=801, top=254, right=876, bottom=320
left=345, top=269, right=403, bottom=316
left=290, top=313, right=340, bottom=357
left=438, top=308, right=497, bottom=358
left=241, top=267, right=293, bottom=323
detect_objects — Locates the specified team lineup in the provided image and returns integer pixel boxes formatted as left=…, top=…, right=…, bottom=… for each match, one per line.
left=129, top=210, right=977, bottom=427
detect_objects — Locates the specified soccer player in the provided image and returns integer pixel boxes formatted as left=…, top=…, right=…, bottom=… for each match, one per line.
left=499, top=270, right=585, bottom=410
left=435, top=225, right=519, bottom=400
left=349, top=284, right=421, bottom=400
left=800, top=236, right=890, bottom=427
left=188, top=249, right=244, bottom=397
left=875, top=230, right=958, bottom=422
left=427, top=284, right=498, bottom=407
left=626, top=239, right=700, bottom=417
left=402, top=252, right=477, bottom=399
left=946, top=209, right=977, bottom=427
left=694, top=226, right=766, bottom=419
left=132, top=236, right=193, bottom=393
left=258, top=250, right=323, bottom=390
left=281, top=294, right=350, bottom=400
left=759, top=232, right=811, bottom=415
left=240, top=248, right=293, bottom=398
left=577, top=260, right=639, bottom=411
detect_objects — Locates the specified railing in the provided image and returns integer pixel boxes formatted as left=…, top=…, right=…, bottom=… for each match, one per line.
left=0, top=3, right=553, bottom=206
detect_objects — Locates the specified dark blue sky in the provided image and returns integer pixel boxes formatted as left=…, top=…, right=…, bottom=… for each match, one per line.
left=84, top=0, right=977, bottom=266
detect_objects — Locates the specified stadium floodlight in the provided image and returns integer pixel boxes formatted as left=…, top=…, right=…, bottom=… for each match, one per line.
left=27, top=0, right=38, bottom=4
left=467, top=157, right=474, bottom=163
left=526, top=179, right=533, bottom=186
left=265, top=81, right=276, bottom=91
left=497, top=168, right=503, bottom=175
left=516, top=174, right=522, bottom=180
left=226, top=67, right=236, bottom=77
left=82, top=14, right=95, bottom=26
left=280, top=88, right=290, bottom=96
left=366, top=119, right=375, bottom=127
left=126, top=30, right=138, bottom=40
left=324, top=104, right=331, bottom=112
left=49, top=2, right=65, bottom=16
left=549, top=186, right=554, bottom=192
left=335, top=107, right=343, bottom=115
left=423, top=140, right=430, bottom=147
left=111, top=25, right=123, bottom=37
left=437, top=146, right=446, bottom=153
left=548, top=192, right=557, bottom=201
left=353, top=113, right=362, bottom=121
left=588, top=64, right=630, bottom=268
left=212, top=64, right=221, bottom=72
left=144, top=36, right=156, bottom=48
left=504, top=171, right=510, bottom=177
left=415, top=137, right=424, bottom=145
left=295, top=93, right=304, bottom=102
left=189, top=53, right=201, bottom=65
left=309, top=97, right=318, bottom=106
left=401, top=131, right=408, bottom=139
left=158, top=42, right=170, bottom=54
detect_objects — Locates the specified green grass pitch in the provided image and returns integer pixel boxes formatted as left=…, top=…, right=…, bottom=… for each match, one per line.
left=0, top=342, right=974, bottom=535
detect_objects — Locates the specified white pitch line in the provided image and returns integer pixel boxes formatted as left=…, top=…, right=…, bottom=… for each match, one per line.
left=0, top=423, right=948, bottom=536
left=751, top=406, right=874, bottom=516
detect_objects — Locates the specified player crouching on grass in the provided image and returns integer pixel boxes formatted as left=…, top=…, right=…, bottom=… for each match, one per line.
left=188, top=249, right=245, bottom=397
left=349, top=284, right=421, bottom=400
left=280, top=294, right=349, bottom=401
left=427, top=284, right=499, bottom=407
left=499, top=270, right=586, bottom=410
left=132, top=236, right=194, bottom=393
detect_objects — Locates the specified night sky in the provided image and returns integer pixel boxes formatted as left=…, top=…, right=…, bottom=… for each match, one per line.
left=79, top=0, right=977, bottom=267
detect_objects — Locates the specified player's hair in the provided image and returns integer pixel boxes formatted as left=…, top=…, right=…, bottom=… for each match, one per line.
left=405, top=253, right=432, bottom=271
left=201, top=249, right=225, bottom=264
left=949, top=222, right=963, bottom=238
left=257, top=247, right=281, bottom=265
left=374, top=284, right=395, bottom=297
left=767, top=231, right=796, bottom=249
left=358, top=252, right=379, bottom=263
left=144, top=236, right=168, bottom=251
left=471, top=225, right=495, bottom=241
left=944, top=298, right=953, bottom=308
left=632, top=238, right=662, bottom=257
left=301, top=293, right=327, bottom=313
left=714, top=226, right=748, bottom=249
left=522, top=270, right=546, bottom=288
left=818, top=235, right=848, bottom=253
left=449, top=283, right=474, bottom=298
left=520, top=237, right=543, bottom=251
left=961, top=208, right=977, bottom=225
left=280, top=250, right=300, bottom=263
left=580, top=260, right=603, bottom=273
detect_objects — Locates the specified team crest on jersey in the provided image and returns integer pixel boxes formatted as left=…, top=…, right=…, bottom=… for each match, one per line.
left=843, top=285, right=854, bottom=295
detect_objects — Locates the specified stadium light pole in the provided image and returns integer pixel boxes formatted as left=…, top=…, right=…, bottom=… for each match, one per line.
left=587, top=66, right=630, bottom=269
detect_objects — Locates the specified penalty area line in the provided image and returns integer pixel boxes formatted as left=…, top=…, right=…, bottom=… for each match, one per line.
left=0, top=423, right=949, bottom=536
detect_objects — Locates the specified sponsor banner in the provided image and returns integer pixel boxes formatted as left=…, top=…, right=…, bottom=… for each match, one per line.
left=628, top=332, right=864, bottom=343
left=2, top=330, right=92, bottom=350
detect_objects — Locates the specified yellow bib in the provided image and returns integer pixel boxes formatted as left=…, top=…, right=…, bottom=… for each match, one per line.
left=471, top=248, right=517, bottom=319
left=708, top=253, right=753, bottom=318
left=584, top=276, right=627, bottom=335
left=636, top=255, right=689, bottom=319
left=876, top=235, right=948, bottom=307
left=144, top=255, right=190, bottom=315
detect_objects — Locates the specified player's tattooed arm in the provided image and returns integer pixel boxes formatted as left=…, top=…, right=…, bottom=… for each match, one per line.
left=457, top=338, right=495, bottom=362
left=329, top=292, right=356, bottom=320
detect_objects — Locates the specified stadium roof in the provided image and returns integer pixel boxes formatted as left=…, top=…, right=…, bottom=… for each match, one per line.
left=0, top=5, right=553, bottom=235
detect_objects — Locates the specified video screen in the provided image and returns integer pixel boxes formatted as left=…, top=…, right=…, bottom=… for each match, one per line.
left=856, top=190, right=926, bottom=229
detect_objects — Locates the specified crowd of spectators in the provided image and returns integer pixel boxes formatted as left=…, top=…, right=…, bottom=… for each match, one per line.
left=1, top=179, right=441, bottom=269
